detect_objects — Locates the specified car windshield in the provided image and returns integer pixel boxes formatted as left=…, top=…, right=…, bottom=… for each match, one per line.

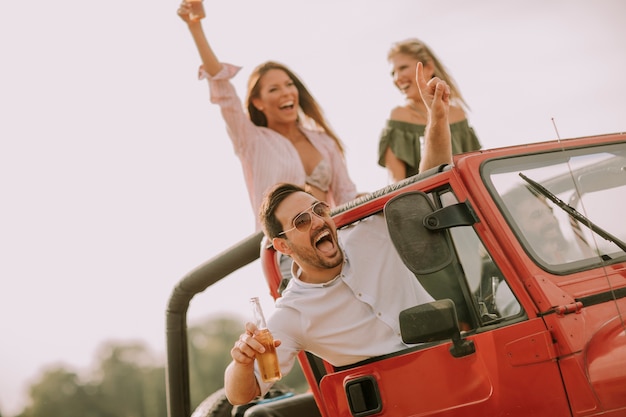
left=484, top=142, right=626, bottom=273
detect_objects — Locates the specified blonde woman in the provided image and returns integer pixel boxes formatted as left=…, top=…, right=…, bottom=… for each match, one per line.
left=379, top=38, right=481, bottom=183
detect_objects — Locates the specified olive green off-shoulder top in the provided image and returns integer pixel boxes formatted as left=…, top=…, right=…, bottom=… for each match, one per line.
left=378, top=119, right=481, bottom=178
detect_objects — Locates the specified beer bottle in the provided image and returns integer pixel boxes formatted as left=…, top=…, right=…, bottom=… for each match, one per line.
left=250, top=297, right=282, bottom=383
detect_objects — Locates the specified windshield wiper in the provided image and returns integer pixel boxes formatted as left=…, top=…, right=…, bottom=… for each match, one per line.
left=519, top=172, right=626, bottom=253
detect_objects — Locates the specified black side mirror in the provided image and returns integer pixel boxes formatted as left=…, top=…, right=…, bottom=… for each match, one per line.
left=400, top=299, right=475, bottom=358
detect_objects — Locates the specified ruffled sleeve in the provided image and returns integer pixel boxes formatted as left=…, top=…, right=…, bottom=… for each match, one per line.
left=450, top=119, right=481, bottom=154
left=378, top=118, right=481, bottom=178
left=198, top=62, right=241, bottom=103
left=377, top=120, right=426, bottom=178
left=198, top=63, right=259, bottom=156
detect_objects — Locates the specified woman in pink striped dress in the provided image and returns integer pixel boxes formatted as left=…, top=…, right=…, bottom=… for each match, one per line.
left=178, top=2, right=358, bottom=231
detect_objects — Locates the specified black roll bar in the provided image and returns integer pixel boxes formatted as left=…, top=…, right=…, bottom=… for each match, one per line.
left=165, top=231, right=264, bottom=417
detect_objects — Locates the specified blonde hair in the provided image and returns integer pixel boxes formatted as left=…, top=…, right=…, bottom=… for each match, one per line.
left=388, top=38, right=469, bottom=110
left=245, top=61, right=345, bottom=155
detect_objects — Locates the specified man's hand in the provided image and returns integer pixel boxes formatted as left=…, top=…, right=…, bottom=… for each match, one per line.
left=225, top=322, right=282, bottom=405
left=416, top=61, right=450, bottom=120
left=416, top=61, right=453, bottom=171
left=230, top=322, right=282, bottom=365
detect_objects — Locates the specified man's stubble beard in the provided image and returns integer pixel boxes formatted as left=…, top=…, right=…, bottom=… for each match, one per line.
left=290, top=243, right=344, bottom=271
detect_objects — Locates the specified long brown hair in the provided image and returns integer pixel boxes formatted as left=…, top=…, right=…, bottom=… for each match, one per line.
left=388, top=38, right=469, bottom=110
left=245, top=61, right=346, bottom=155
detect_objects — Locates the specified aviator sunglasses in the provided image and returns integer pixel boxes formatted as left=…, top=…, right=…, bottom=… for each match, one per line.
left=278, top=201, right=331, bottom=236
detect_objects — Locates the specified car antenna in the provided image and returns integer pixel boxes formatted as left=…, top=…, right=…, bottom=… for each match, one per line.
left=551, top=117, right=562, bottom=142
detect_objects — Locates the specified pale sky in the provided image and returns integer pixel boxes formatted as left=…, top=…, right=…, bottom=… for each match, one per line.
left=1, top=0, right=625, bottom=415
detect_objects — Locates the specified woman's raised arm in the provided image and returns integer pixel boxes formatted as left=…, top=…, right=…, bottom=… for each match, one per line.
left=177, top=1, right=222, bottom=76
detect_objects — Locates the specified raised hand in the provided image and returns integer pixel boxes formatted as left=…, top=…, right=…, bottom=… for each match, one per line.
left=416, top=61, right=450, bottom=119
left=177, top=1, right=192, bottom=23
left=177, top=1, right=204, bottom=23
left=415, top=61, right=453, bottom=171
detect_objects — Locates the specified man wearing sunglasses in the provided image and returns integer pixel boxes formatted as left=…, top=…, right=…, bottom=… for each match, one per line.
left=224, top=62, right=453, bottom=416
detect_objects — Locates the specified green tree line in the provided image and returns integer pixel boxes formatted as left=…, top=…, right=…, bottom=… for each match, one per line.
left=10, top=315, right=308, bottom=417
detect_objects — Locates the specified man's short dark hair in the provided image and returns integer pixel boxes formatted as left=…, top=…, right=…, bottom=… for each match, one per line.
left=259, top=183, right=308, bottom=239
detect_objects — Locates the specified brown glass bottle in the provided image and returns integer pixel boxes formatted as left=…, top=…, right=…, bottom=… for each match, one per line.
left=250, top=297, right=282, bottom=383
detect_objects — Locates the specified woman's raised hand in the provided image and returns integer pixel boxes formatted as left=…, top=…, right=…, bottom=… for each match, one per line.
left=177, top=0, right=204, bottom=23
